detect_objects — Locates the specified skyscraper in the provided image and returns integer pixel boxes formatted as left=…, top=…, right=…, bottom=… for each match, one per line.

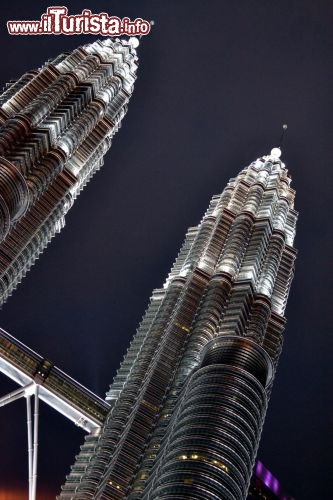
left=59, top=148, right=297, bottom=499
left=0, top=37, right=138, bottom=306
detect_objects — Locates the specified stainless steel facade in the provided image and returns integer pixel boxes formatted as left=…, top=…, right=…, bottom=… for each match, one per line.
left=0, top=38, right=138, bottom=305
left=60, top=150, right=297, bottom=499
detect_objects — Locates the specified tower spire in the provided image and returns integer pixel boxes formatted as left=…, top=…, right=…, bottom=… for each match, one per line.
left=269, top=124, right=288, bottom=160
left=279, top=123, right=288, bottom=148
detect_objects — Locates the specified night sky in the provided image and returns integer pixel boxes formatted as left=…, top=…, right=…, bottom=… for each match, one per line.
left=0, top=1, right=332, bottom=499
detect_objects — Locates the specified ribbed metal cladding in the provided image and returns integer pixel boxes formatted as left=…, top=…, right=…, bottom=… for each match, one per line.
left=143, top=337, right=272, bottom=500
left=60, top=150, right=297, bottom=499
left=0, top=37, right=138, bottom=305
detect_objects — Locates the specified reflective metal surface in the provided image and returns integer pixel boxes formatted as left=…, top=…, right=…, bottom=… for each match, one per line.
left=0, top=38, right=138, bottom=305
left=60, top=152, right=297, bottom=499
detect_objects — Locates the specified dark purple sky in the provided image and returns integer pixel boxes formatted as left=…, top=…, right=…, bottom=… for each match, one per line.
left=0, top=1, right=332, bottom=499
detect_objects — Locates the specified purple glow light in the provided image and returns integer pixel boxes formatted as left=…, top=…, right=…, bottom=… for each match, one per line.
left=253, top=460, right=295, bottom=499
left=263, top=469, right=273, bottom=489
left=272, top=477, right=280, bottom=494
left=255, top=460, right=263, bottom=475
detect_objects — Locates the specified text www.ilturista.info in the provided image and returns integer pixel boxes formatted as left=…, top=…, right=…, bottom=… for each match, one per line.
left=7, top=7, right=151, bottom=36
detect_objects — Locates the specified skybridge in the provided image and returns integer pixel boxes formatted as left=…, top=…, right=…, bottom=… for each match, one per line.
left=0, top=326, right=110, bottom=500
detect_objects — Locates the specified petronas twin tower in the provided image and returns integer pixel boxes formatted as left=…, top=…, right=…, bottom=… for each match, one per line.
left=0, top=38, right=297, bottom=500
left=59, top=148, right=297, bottom=500
left=0, top=38, right=138, bottom=305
